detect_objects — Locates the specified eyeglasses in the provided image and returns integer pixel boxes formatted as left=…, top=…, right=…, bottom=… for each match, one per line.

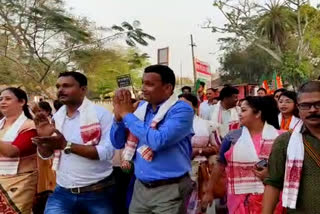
left=297, top=102, right=320, bottom=110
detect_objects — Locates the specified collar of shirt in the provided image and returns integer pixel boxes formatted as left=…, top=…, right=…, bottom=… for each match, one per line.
left=65, top=109, right=80, bottom=120
left=207, top=100, right=215, bottom=105
left=146, top=99, right=168, bottom=114
left=301, top=125, right=320, bottom=139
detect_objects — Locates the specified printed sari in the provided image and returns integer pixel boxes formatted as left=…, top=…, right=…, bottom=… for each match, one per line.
left=0, top=115, right=38, bottom=214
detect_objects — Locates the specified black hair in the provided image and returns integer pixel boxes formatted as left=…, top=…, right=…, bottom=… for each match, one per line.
left=297, top=81, right=320, bottom=100
left=38, top=101, right=52, bottom=116
left=144, top=65, right=176, bottom=88
left=53, top=100, right=63, bottom=112
left=279, top=91, right=299, bottom=118
left=178, top=93, right=198, bottom=108
left=58, top=72, right=87, bottom=87
left=273, top=88, right=286, bottom=97
left=207, top=88, right=217, bottom=93
left=181, top=86, right=192, bottom=92
left=257, top=87, right=267, bottom=93
left=199, top=82, right=205, bottom=87
left=219, top=86, right=239, bottom=100
left=1, top=87, right=33, bottom=119
left=243, top=96, right=279, bottom=129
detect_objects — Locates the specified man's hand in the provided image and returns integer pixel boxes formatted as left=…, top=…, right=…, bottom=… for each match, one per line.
left=113, top=91, right=122, bottom=122
left=121, top=160, right=132, bottom=170
left=34, top=112, right=55, bottom=137
left=113, top=89, right=134, bottom=119
left=32, top=129, right=67, bottom=151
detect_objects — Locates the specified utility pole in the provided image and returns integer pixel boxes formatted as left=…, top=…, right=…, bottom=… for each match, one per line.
left=190, top=34, right=197, bottom=86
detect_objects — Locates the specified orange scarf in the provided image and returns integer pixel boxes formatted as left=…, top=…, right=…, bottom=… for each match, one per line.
left=281, top=116, right=292, bottom=130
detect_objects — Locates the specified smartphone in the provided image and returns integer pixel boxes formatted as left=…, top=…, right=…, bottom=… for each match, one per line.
left=255, top=159, right=268, bottom=169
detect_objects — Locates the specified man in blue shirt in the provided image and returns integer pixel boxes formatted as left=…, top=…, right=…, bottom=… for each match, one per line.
left=111, top=65, right=194, bottom=214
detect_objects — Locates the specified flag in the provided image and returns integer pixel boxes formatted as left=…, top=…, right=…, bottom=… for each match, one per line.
left=261, top=80, right=270, bottom=91
left=272, top=72, right=283, bottom=89
left=260, top=73, right=270, bottom=93
left=194, top=78, right=206, bottom=93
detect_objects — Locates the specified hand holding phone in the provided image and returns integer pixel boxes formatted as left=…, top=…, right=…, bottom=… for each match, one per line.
left=255, top=159, right=268, bottom=171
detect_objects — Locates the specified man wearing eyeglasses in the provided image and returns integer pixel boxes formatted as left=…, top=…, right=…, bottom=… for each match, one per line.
left=263, top=81, right=320, bottom=214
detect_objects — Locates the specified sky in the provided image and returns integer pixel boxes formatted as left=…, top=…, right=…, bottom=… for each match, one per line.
left=66, top=0, right=318, bottom=79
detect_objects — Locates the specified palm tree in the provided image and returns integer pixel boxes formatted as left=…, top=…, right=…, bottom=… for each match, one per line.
left=111, top=21, right=155, bottom=46
left=257, top=0, right=296, bottom=51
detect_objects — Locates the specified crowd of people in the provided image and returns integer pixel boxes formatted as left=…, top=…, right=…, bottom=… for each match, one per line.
left=0, top=64, right=319, bottom=214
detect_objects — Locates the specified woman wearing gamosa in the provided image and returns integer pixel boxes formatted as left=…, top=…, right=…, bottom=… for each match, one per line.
left=0, top=87, right=38, bottom=214
left=203, top=96, right=285, bottom=213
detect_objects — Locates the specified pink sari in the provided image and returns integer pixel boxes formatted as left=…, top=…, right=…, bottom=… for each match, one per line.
left=225, top=134, right=284, bottom=214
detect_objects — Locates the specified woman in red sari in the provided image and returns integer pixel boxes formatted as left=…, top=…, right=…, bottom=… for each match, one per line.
left=0, top=87, right=37, bottom=214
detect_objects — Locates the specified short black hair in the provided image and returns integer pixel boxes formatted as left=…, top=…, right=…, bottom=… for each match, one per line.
left=244, top=96, right=279, bottom=129
left=178, top=93, right=198, bottom=108
left=38, top=101, right=52, bottom=115
left=257, top=88, right=267, bottom=93
left=144, top=65, right=176, bottom=88
left=279, top=91, right=297, bottom=103
left=219, top=86, right=239, bottom=100
left=58, top=72, right=87, bottom=87
left=181, top=86, right=192, bottom=92
left=297, top=81, right=320, bottom=100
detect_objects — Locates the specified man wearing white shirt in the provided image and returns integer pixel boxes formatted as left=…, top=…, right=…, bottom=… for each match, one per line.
left=199, top=88, right=218, bottom=120
left=210, top=86, right=240, bottom=139
left=33, top=72, right=115, bottom=214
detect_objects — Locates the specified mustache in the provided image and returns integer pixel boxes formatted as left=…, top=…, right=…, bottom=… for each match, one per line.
left=306, top=114, right=320, bottom=119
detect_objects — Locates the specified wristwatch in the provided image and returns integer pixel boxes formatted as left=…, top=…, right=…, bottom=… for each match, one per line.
left=64, top=141, right=73, bottom=154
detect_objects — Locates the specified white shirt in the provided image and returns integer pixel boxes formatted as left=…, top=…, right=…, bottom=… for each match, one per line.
left=199, top=101, right=215, bottom=120
left=211, top=105, right=239, bottom=138
left=53, top=105, right=114, bottom=188
left=219, top=108, right=232, bottom=138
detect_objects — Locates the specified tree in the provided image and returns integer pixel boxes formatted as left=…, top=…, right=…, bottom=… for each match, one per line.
left=257, top=1, right=296, bottom=52
left=220, top=45, right=276, bottom=84
left=0, top=0, right=155, bottom=98
left=71, top=48, right=150, bottom=98
left=204, top=0, right=283, bottom=62
left=207, top=0, right=320, bottom=87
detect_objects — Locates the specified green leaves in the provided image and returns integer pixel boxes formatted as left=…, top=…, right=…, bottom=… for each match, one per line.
left=72, top=48, right=149, bottom=97
left=112, top=21, right=155, bottom=47
left=257, top=2, right=296, bottom=49
left=210, top=0, right=320, bottom=88
left=220, top=44, right=277, bottom=84
left=0, top=0, right=154, bottom=98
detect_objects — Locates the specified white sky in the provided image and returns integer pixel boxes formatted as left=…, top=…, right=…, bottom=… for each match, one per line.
left=66, top=0, right=318, bottom=79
